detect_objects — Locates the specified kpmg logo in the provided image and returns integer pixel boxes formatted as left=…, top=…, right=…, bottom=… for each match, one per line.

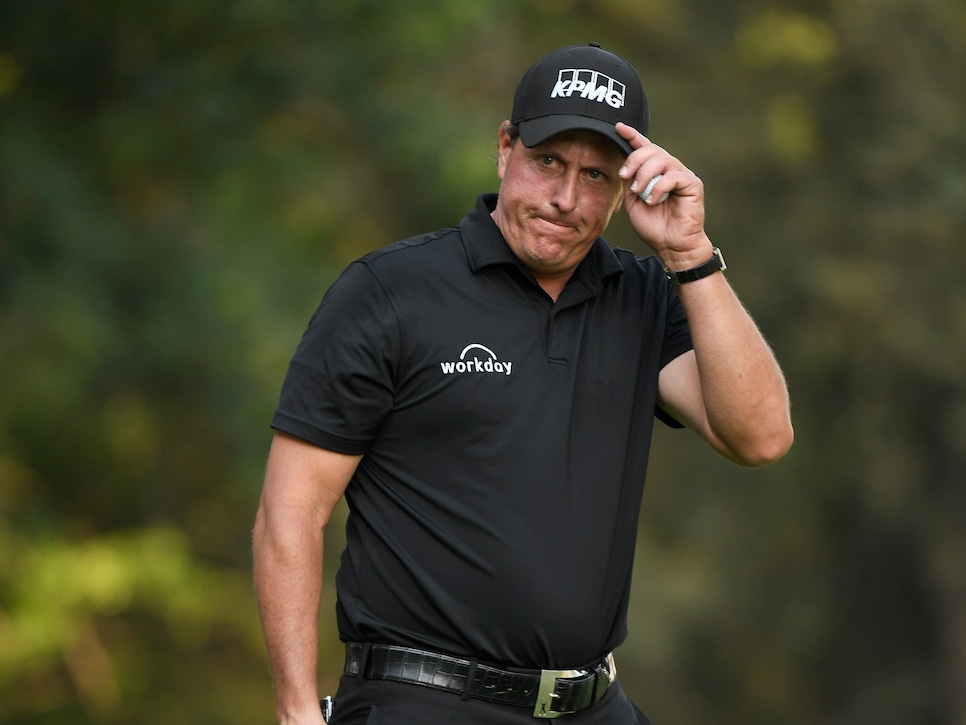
left=551, top=68, right=626, bottom=109
left=440, top=343, right=513, bottom=377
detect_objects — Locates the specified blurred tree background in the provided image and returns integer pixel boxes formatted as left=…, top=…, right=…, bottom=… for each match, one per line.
left=1, top=0, right=964, bottom=723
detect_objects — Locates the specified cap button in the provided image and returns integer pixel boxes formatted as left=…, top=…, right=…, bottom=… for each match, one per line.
left=589, top=42, right=602, bottom=48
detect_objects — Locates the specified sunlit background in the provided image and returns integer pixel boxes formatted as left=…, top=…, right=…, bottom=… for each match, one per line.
left=1, top=1, right=964, bottom=723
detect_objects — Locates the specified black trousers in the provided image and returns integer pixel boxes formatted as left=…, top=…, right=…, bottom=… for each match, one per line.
left=327, top=675, right=655, bottom=725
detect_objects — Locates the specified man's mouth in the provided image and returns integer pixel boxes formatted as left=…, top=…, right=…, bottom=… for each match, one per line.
left=535, top=215, right=575, bottom=231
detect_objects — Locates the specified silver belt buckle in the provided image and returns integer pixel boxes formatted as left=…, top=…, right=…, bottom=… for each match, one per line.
left=533, top=667, right=586, bottom=719
left=532, top=652, right=617, bottom=719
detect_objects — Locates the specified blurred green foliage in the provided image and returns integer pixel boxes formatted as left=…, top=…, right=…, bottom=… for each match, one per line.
left=1, top=1, right=964, bottom=723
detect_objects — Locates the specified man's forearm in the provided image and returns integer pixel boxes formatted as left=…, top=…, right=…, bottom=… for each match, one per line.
left=253, top=509, right=326, bottom=723
left=253, top=434, right=361, bottom=723
left=677, top=269, right=793, bottom=466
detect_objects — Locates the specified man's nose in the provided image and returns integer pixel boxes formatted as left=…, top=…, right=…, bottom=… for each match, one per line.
left=551, top=172, right=579, bottom=212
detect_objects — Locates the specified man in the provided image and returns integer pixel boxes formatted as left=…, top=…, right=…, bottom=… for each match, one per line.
left=253, top=43, right=793, bottom=724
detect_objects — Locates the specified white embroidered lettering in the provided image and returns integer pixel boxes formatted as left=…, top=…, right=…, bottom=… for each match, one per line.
left=551, top=79, right=571, bottom=98
left=439, top=344, right=514, bottom=377
left=550, top=69, right=625, bottom=109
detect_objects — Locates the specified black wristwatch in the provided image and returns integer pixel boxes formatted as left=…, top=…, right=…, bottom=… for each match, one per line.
left=664, top=247, right=726, bottom=285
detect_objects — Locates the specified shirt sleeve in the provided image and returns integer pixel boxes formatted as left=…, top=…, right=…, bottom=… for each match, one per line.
left=270, top=262, right=399, bottom=454
left=655, top=283, right=694, bottom=428
left=660, top=283, right=693, bottom=366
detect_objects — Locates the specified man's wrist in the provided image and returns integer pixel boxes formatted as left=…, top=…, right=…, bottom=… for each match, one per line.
left=664, top=247, right=726, bottom=285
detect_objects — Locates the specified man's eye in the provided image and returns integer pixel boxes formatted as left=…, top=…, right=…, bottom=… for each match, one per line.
left=541, top=156, right=555, bottom=165
left=588, top=169, right=602, bottom=179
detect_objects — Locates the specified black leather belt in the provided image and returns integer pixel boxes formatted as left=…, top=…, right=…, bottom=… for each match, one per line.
left=344, top=642, right=617, bottom=719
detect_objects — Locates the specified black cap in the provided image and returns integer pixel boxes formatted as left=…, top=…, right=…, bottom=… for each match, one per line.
left=510, top=43, right=649, bottom=155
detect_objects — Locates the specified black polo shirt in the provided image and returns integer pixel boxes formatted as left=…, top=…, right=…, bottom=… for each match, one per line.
left=272, top=193, right=693, bottom=669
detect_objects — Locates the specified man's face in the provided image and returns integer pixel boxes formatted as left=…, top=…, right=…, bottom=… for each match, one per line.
left=492, top=126, right=625, bottom=289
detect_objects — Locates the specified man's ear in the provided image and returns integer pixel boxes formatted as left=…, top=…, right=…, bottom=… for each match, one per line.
left=495, top=121, right=513, bottom=180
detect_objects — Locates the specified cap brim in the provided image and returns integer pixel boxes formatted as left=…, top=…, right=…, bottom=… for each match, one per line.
left=518, top=115, right=634, bottom=155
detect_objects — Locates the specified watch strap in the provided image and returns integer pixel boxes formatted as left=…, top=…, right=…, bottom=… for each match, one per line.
left=665, top=247, right=726, bottom=284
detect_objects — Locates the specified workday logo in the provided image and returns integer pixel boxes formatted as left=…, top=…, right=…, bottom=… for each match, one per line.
left=551, top=68, right=626, bottom=110
left=440, top=343, right=513, bottom=377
